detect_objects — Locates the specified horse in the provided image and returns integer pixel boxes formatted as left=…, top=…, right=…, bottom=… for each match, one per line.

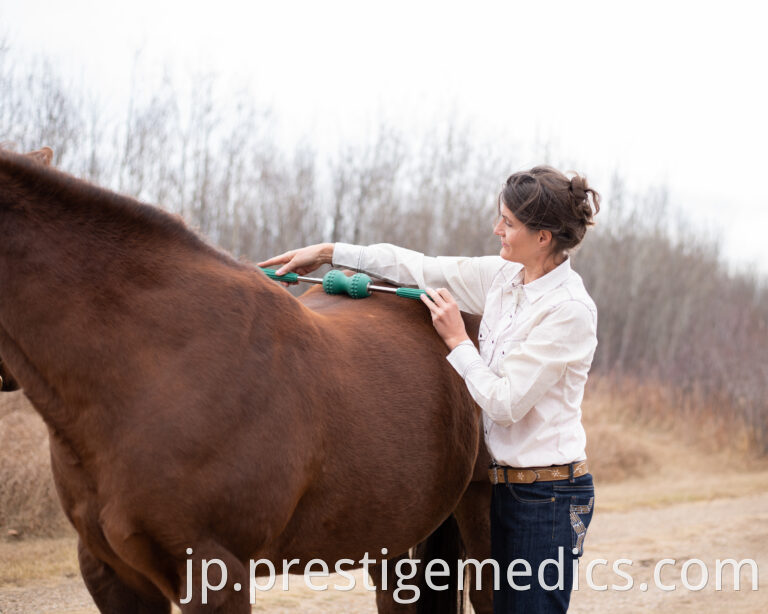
left=0, top=147, right=494, bottom=613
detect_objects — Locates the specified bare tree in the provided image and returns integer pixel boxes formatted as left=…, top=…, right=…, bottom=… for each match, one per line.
left=1, top=41, right=766, bottom=451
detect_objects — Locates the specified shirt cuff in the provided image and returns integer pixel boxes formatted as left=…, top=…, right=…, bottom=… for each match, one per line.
left=446, top=340, right=484, bottom=379
left=332, top=242, right=365, bottom=271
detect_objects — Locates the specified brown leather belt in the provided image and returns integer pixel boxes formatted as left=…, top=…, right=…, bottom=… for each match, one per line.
left=488, top=460, right=588, bottom=485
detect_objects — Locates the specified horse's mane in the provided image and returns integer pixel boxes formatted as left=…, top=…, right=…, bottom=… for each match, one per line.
left=0, top=147, right=241, bottom=269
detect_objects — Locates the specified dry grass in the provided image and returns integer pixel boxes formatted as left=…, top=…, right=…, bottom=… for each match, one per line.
left=0, top=392, right=70, bottom=538
left=582, top=375, right=765, bottom=484
left=0, top=535, right=78, bottom=586
left=586, top=375, right=761, bottom=456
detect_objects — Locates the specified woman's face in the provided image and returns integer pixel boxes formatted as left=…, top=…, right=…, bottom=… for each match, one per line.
left=493, top=202, right=542, bottom=264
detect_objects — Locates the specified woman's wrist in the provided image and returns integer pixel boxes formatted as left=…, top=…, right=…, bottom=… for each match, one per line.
left=322, top=242, right=335, bottom=265
left=445, top=335, right=471, bottom=351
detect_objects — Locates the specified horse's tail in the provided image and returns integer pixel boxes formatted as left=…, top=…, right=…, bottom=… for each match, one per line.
left=414, top=514, right=467, bottom=614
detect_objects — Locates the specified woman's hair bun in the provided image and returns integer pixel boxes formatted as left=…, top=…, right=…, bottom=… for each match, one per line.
left=568, top=172, right=600, bottom=224
left=569, top=175, right=587, bottom=200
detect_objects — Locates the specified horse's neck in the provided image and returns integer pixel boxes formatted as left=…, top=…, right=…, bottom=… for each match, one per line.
left=0, top=167, right=305, bottom=450
left=1, top=234, right=302, bottom=450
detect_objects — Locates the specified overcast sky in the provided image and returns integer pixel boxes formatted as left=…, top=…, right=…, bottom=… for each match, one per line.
left=2, top=0, right=766, bottom=275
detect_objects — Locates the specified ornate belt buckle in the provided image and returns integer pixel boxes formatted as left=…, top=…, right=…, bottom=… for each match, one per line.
left=488, top=462, right=500, bottom=485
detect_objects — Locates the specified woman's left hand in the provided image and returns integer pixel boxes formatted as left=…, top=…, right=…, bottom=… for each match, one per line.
left=420, top=288, right=471, bottom=350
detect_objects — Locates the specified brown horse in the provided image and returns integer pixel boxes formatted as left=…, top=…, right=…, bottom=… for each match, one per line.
left=0, top=147, right=493, bottom=613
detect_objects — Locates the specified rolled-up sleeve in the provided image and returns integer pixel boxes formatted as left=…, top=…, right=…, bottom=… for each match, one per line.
left=446, top=300, right=597, bottom=426
left=333, top=242, right=504, bottom=315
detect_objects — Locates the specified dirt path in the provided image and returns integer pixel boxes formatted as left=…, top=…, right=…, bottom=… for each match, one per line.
left=2, top=478, right=766, bottom=614
left=569, top=489, right=768, bottom=613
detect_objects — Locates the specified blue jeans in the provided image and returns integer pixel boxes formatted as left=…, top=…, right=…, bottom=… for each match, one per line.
left=491, top=472, right=595, bottom=614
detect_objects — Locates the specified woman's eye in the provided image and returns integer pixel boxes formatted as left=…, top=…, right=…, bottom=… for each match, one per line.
left=495, top=214, right=514, bottom=228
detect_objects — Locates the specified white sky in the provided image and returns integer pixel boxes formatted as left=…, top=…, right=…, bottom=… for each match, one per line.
left=2, top=0, right=766, bottom=275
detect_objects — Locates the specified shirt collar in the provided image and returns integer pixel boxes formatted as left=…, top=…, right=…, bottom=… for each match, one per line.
left=508, top=257, right=572, bottom=303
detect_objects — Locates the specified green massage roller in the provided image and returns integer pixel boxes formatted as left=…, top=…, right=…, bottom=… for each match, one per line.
left=260, top=268, right=430, bottom=301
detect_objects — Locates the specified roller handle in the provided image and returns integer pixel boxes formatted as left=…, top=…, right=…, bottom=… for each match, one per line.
left=395, top=287, right=429, bottom=300
left=261, top=268, right=299, bottom=283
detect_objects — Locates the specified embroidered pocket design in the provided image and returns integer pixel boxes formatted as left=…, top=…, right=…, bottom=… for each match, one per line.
left=570, top=497, right=594, bottom=556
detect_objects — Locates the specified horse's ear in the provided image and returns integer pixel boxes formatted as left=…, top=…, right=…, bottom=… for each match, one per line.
left=25, top=147, right=54, bottom=166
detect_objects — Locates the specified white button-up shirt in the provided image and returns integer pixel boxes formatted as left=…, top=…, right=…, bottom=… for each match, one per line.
left=332, top=242, right=598, bottom=468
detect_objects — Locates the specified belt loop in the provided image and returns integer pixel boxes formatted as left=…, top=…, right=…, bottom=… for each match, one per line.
left=503, top=467, right=509, bottom=485
left=569, top=462, right=575, bottom=484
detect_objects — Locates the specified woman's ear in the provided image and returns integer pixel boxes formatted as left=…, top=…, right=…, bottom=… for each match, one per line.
left=538, top=229, right=553, bottom=247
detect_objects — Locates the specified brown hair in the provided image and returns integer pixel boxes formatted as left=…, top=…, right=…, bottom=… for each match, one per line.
left=499, top=165, right=601, bottom=254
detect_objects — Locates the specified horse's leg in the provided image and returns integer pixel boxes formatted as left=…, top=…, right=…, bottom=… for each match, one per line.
left=77, top=539, right=170, bottom=614
left=371, top=554, right=418, bottom=614
left=453, top=481, right=494, bottom=614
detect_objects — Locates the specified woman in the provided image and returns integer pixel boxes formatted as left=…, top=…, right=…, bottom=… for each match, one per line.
left=258, top=165, right=600, bottom=613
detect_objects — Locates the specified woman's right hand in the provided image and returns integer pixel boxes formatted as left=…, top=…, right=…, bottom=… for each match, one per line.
left=257, top=243, right=335, bottom=277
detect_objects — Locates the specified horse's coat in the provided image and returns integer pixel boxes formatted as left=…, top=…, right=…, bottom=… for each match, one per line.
left=0, top=148, right=493, bottom=613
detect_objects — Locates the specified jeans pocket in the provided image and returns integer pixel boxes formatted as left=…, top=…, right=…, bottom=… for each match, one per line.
left=565, top=492, right=594, bottom=556
left=505, top=481, right=555, bottom=504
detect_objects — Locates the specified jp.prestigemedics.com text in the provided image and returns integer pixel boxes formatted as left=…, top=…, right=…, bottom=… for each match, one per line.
left=179, top=547, right=759, bottom=605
